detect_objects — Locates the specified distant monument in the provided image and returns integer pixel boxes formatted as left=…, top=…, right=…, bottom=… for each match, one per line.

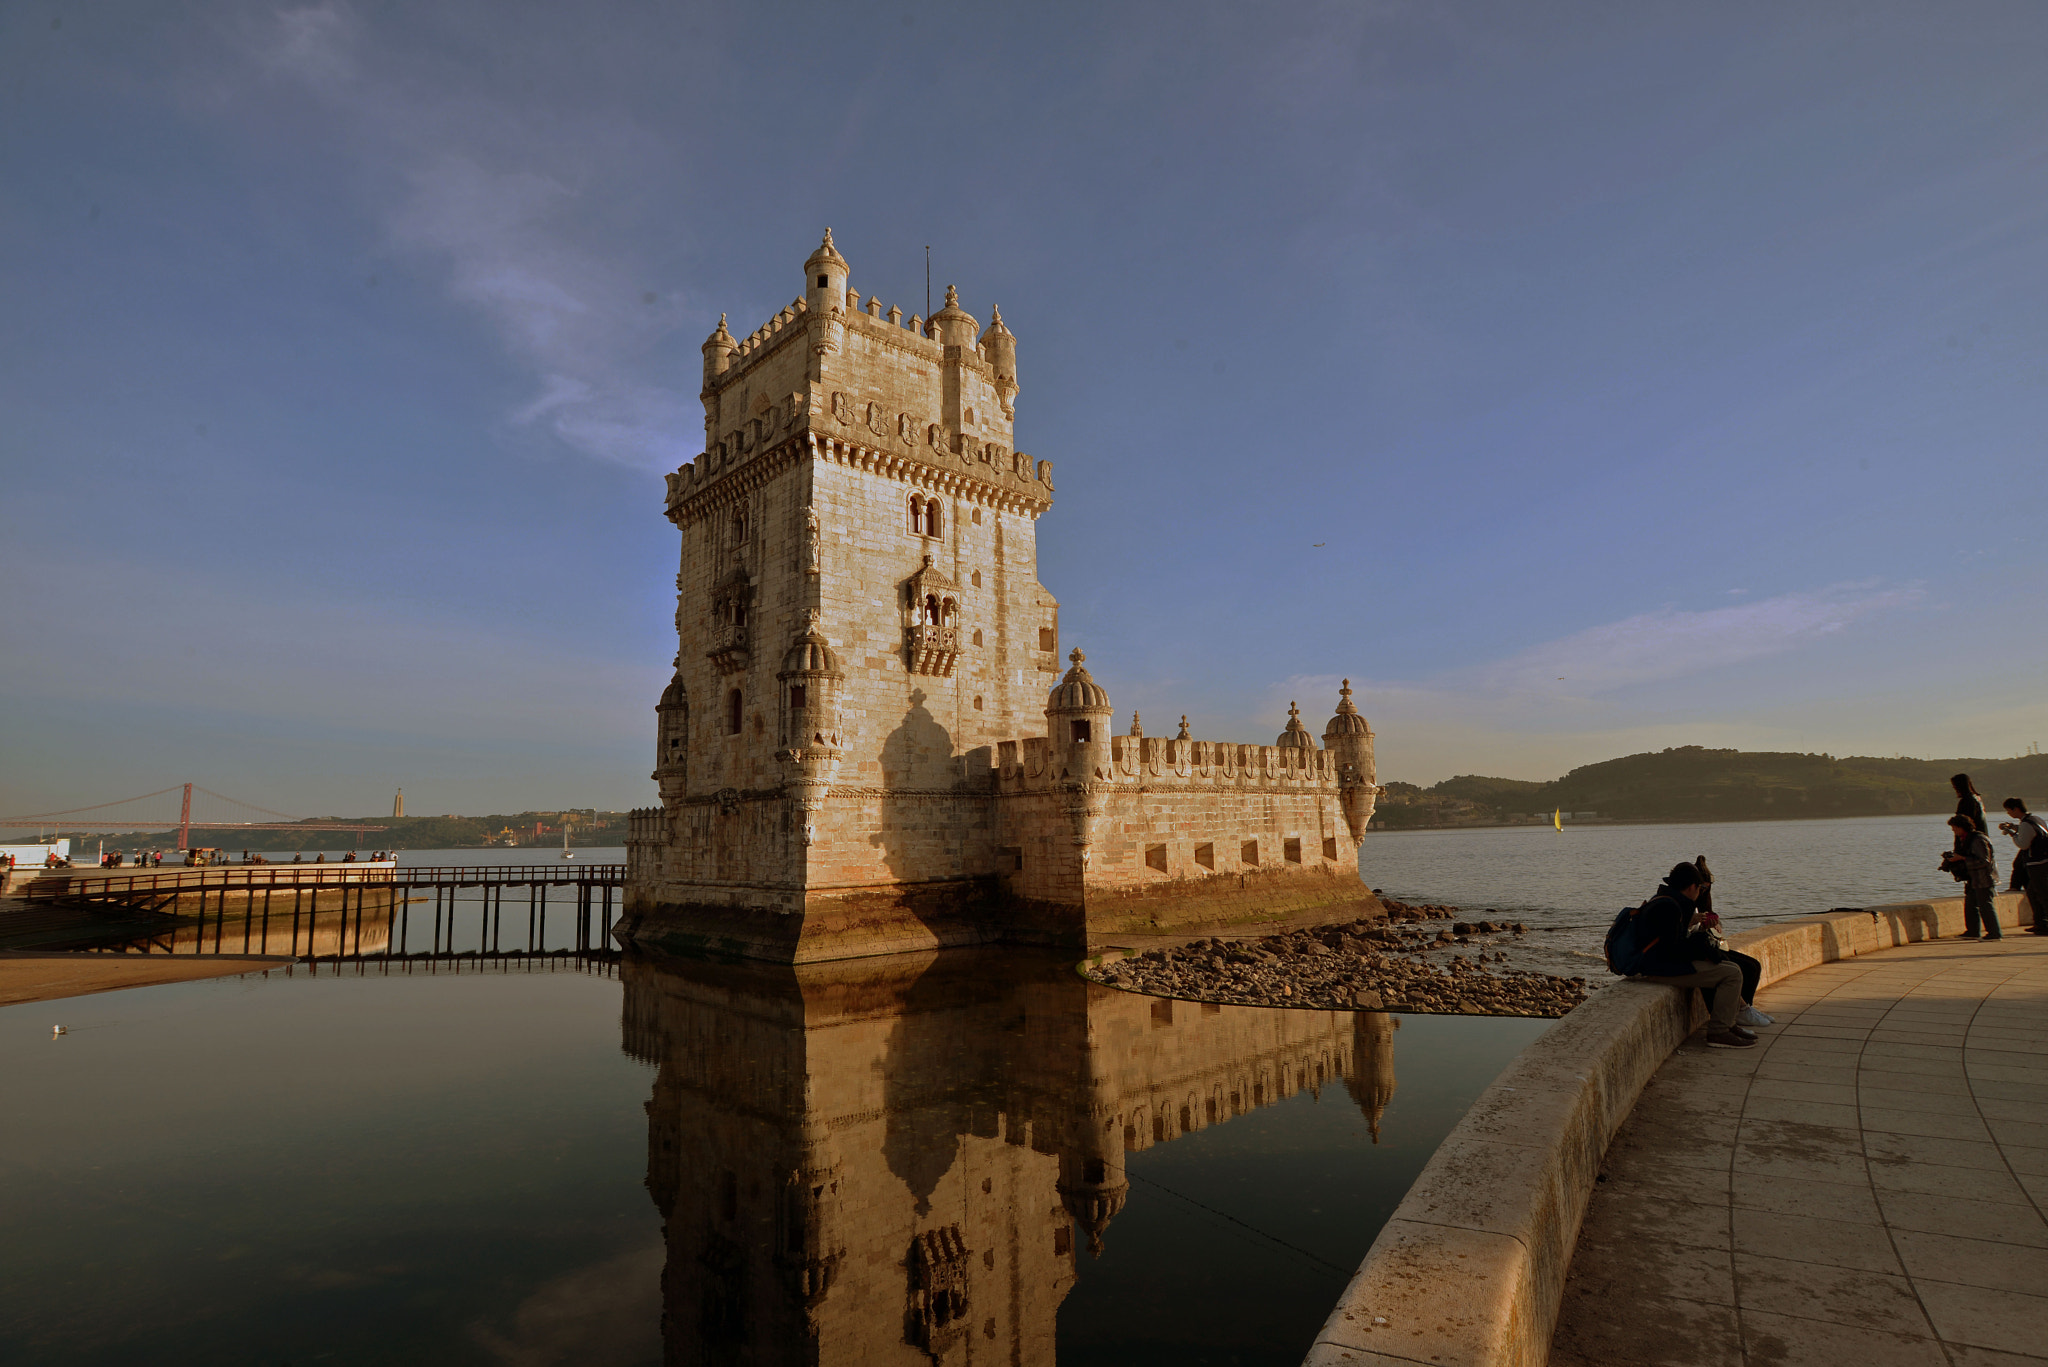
left=392, top=789, right=404, bottom=820
left=623, top=232, right=1382, bottom=963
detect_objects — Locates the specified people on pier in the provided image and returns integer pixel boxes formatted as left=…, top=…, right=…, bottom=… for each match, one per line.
left=1684, top=856, right=1772, bottom=1027
left=1999, top=798, right=2047, bottom=935
left=1941, top=815, right=2001, bottom=940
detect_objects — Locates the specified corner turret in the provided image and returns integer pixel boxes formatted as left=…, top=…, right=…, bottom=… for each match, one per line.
left=1046, top=649, right=1112, bottom=780
left=804, top=229, right=849, bottom=316
left=1275, top=701, right=1316, bottom=750
left=701, top=313, right=736, bottom=390
left=1323, top=680, right=1378, bottom=841
left=983, top=304, right=1018, bottom=418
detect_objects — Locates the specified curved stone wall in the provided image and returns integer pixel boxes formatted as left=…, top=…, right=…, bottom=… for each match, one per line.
left=1303, top=890, right=2029, bottom=1367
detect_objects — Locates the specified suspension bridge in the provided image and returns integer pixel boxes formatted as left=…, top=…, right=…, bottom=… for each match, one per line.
left=0, top=782, right=388, bottom=850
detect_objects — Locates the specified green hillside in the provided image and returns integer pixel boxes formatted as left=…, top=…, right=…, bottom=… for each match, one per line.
left=1373, top=748, right=2048, bottom=829
left=7, top=810, right=630, bottom=851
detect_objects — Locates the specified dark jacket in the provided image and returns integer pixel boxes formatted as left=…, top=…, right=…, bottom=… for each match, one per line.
left=1948, top=830, right=1996, bottom=892
left=1632, top=889, right=1698, bottom=977
left=1957, top=793, right=1989, bottom=835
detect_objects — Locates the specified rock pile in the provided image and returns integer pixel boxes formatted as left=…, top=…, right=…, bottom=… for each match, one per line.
left=1086, top=911, right=1588, bottom=1018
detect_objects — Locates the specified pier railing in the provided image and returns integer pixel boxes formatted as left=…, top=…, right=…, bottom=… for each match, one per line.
left=16, top=862, right=624, bottom=904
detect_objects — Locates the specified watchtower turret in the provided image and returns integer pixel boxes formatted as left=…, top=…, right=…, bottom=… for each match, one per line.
left=804, top=229, right=849, bottom=317
left=701, top=313, right=736, bottom=390
left=982, top=304, right=1018, bottom=419
left=1323, top=680, right=1378, bottom=841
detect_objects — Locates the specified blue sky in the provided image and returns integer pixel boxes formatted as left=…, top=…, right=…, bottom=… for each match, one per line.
left=3, top=1, right=2045, bottom=821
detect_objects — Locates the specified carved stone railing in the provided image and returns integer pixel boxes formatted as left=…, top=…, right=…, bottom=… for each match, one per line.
left=706, top=623, right=749, bottom=675
left=906, top=624, right=960, bottom=677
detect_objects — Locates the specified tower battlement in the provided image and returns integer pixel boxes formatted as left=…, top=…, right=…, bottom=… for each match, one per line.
left=624, top=233, right=1381, bottom=964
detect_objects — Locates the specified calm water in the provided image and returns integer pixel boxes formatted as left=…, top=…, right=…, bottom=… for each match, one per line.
left=0, top=950, right=1546, bottom=1366
left=1359, top=813, right=1973, bottom=975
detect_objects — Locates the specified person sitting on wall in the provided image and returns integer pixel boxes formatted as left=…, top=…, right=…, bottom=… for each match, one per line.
left=1940, top=815, right=2002, bottom=941
left=1622, top=864, right=1753, bottom=1049
left=1999, top=798, right=2048, bottom=936
left=1686, top=856, right=1773, bottom=1028
left=1630, top=861, right=1756, bottom=1048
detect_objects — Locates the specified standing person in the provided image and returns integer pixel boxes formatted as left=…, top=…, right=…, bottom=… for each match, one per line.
left=1953, top=774, right=1989, bottom=835
left=1621, top=861, right=1756, bottom=1047
left=1941, top=815, right=2002, bottom=940
left=2001, top=798, right=2048, bottom=935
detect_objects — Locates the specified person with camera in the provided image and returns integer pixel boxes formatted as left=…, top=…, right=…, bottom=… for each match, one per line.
left=1999, top=798, right=2048, bottom=936
left=1942, top=814, right=2002, bottom=940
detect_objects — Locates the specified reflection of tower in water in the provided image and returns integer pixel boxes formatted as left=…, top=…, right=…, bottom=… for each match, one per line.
left=1346, top=1011, right=1400, bottom=1142
left=626, top=952, right=1401, bottom=1365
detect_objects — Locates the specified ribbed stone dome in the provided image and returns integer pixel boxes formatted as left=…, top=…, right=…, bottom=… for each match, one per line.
left=1275, top=701, right=1318, bottom=749
left=782, top=628, right=842, bottom=676
left=1323, top=679, right=1371, bottom=738
left=658, top=675, right=687, bottom=710
left=1046, top=648, right=1111, bottom=713
left=804, top=228, right=848, bottom=273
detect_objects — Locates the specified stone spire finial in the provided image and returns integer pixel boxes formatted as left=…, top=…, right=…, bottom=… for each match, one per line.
left=1129, top=711, right=1143, bottom=738
left=1177, top=715, right=1190, bottom=741
left=804, top=229, right=849, bottom=272
left=706, top=313, right=733, bottom=346
left=945, top=283, right=959, bottom=307
left=1069, top=647, right=1085, bottom=667
left=1324, top=678, right=1371, bottom=739
left=987, top=303, right=1012, bottom=335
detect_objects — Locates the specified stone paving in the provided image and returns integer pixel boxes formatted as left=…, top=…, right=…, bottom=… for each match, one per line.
left=1552, top=931, right=2048, bottom=1366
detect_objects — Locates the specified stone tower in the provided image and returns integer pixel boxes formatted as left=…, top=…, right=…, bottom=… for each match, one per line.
left=629, top=231, right=1061, bottom=960
left=625, top=233, right=1382, bottom=963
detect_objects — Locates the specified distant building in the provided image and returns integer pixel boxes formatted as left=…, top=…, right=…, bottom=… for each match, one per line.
left=392, top=789, right=404, bottom=819
left=625, top=233, right=1382, bottom=963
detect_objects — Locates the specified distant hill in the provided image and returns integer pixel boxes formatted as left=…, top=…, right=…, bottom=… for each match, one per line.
left=1372, top=747, right=2048, bottom=829
left=5, top=810, right=630, bottom=851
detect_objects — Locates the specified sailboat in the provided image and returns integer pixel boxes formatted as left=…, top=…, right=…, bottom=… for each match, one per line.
left=560, top=822, right=575, bottom=860
left=1553, top=808, right=1563, bottom=833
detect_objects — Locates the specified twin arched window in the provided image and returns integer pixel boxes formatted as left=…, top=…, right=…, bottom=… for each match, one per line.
left=908, top=495, right=943, bottom=540
left=921, top=594, right=956, bottom=626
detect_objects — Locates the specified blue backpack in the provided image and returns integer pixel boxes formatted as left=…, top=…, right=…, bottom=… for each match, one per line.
left=1602, top=903, right=1662, bottom=976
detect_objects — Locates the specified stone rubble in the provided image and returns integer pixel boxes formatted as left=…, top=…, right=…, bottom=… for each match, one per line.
left=1085, top=896, right=1589, bottom=1018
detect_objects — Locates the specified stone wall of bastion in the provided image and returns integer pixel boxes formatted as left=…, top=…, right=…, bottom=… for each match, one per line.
left=624, top=949, right=1397, bottom=1365
left=623, top=231, right=1384, bottom=963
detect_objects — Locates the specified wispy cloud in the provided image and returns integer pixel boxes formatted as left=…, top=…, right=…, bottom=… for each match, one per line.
left=246, top=2, right=695, bottom=469
left=1473, top=581, right=1924, bottom=695
left=1264, top=582, right=1926, bottom=781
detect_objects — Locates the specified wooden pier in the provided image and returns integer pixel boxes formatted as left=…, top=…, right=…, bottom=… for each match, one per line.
left=2, top=863, right=625, bottom=961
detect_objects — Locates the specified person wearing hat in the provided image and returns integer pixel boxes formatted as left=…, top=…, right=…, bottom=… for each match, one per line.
left=1627, top=861, right=1756, bottom=1048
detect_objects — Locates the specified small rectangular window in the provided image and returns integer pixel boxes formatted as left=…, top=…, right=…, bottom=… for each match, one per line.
left=789, top=685, right=806, bottom=711
left=1323, top=837, right=1339, bottom=861
left=1284, top=838, right=1302, bottom=864
left=1038, top=627, right=1056, bottom=651
left=1053, top=1227, right=1072, bottom=1256
left=999, top=846, right=1023, bottom=872
left=1145, top=844, right=1167, bottom=873
left=1194, top=843, right=1214, bottom=870
left=1241, top=840, right=1259, bottom=866
left=1150, top=999, right=1174, bottom=1028
left=817, top=274, right=828, bottom=287
left=1070, top=720, right=1091, bottom=743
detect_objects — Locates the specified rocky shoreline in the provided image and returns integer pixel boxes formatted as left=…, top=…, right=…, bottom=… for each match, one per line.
left=1086, top=896, right=1589, bottom=1018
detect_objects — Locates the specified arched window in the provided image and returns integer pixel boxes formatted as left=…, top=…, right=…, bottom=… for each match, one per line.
left=940, top=596, right=956, bottom=625
left=923, top=594, right=941, bottom=625
left=908, top=495, right=926, bottom=536
left=732, top=507, right=748, bottom=545
left=926, top=501, right=942, bottom=540
left=727, top=689, right=744, bottom=735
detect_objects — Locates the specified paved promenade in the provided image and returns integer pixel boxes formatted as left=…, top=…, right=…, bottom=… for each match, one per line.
left=1552, top=931, right=2048, bottom=1366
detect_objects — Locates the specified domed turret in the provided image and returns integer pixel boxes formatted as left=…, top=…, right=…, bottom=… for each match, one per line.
left=983, top=303, right=1018, bottom=418
left=1323, top=679, right=1378, bottom=842
left=654, top=673, right=689, bottom=805
left=1275, top=701, right=1317, bottom=749
left=804, top=229, right=849, bottom=316
left=1047, top=648, right=1111, bottom=715
left=781, top=627, right=842, bottom=678
left=778, top=615, right=847, bottom=844
left=701, top=313, right=736, bottom=388
left=1345, top=1011, right=1398, bottom=1143
left=928, top=283, right=979, bottom=348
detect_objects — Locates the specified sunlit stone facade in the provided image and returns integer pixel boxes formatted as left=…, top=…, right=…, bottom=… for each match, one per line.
left=624, top=233, right=1383, bottom=962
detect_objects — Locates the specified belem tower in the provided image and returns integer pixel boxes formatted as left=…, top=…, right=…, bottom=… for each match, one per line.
left=622, top=232, right=1382, bottom=962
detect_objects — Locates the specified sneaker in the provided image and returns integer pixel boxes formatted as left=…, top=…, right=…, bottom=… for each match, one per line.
left=1738, top=1005, right=1775, bottom=1027
left=1704, top=1028, right=1757, bottom=1048
left=1730, top=1025, right=1758, bottom=1042
left=1960, top=932, right=1982, bottom=940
